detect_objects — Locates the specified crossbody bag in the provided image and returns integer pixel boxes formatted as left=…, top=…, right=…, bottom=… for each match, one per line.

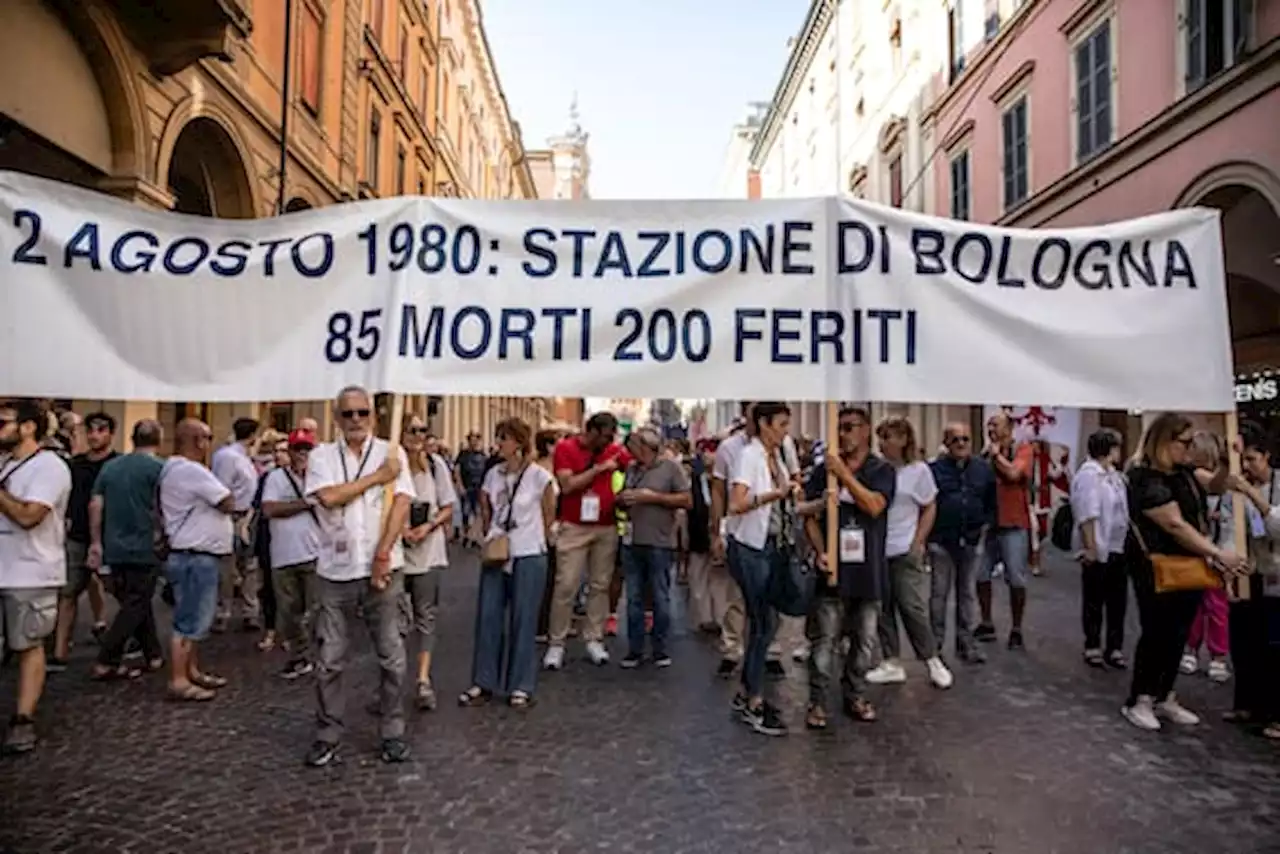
left=1132, top=470, right=1220, bottom=594
left=482, top=464, right=529, bottom=568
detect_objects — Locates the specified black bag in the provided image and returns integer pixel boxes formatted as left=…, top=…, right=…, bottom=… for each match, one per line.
left=769, top=551, right=817, bottom=617
left=1050, top=502, right=1074, bottom=551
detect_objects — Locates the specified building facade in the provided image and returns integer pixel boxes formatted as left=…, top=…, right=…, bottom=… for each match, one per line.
left=924, top=0, right=1280, bottom=441
left=527, top=98, right=592, bottom=201
left=1, top=0, right=548, bottom=450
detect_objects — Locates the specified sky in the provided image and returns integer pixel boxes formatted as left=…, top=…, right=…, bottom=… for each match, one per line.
left=480, top=0, right=809, bottom=200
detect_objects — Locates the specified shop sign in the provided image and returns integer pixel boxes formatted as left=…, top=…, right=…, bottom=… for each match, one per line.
left=1235, top=375, right=1278, bottom=404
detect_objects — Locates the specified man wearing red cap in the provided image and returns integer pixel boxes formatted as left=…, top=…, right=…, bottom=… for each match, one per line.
left=259, top=428, right=321, bottom=680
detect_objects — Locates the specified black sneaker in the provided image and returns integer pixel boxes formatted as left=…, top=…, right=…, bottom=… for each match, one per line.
left=304, top=740, right=340, bottom=767
left=974, top=624, right=997, bottom=643
left=958, top=646, right=987, bottom=664
left=1, top=715, right=36, bottom=755
left=716, top=658, right=737, bottom=678
left=123, top=638, right=143, bottom=661
left=45, top=657, right=68, bottom=674
left=653, top=654, right=673, bottom=669
left=731, top=692, right=748, bottom=713
left=765, top=660, right=787, bottom=679
left=380, top=737, right=411, bottom=764
left=280, top=659, right=314, bottom=681
left=1007, top=630, right=1025, bottom=651
left=742, top=703, right=788, bottom=737
left=620, top=654, right=643, bottom=670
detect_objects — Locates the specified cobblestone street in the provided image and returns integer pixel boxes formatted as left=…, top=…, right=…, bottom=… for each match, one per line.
left=2, top=548, right=1278, bottom=854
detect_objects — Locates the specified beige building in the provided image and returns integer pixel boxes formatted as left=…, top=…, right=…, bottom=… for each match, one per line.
left=526, top=97, right=592, bottom=201
left=1, top=0, right=549, bottom=450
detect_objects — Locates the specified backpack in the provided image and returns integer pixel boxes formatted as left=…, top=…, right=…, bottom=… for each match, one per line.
left=1050, top=501, right=1074, bottom=551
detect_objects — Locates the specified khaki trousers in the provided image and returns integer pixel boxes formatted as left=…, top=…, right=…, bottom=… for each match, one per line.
left=550, top=523, right=618, bottom=644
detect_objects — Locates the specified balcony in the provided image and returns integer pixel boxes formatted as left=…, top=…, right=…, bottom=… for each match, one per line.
left=112, top=0, right=252, bottom=76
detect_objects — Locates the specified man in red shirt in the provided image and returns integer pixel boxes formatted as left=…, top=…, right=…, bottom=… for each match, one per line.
left=977, top=412, right=1035, bottom=650
left=544, top=412, right=632, bottom=669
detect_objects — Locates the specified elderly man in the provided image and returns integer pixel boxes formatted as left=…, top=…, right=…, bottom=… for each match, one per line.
left=210, top=417, right=262, bottom=632
left=304, top=386, right=414, bottom=767
left=616, top=427, right=691, bottom=669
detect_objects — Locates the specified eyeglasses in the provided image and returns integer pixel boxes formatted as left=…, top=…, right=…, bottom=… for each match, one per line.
left=948, top=436, right=972, bottom=446
left=407, top=427, right=429, bottom=436
left=340, top=408, right=371, bottom=419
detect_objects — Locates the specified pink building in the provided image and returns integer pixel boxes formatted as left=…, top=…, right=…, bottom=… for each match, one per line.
left=924, top=0, right=1280, bottom=432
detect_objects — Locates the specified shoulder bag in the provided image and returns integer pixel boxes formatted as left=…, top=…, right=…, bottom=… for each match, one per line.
left=1131, top=470, right=1220, bottom=594
left=481, top=464, right=530, bottom=568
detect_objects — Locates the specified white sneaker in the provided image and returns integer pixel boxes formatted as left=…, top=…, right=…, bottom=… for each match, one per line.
left=585, top=640, right=610, bottom=666
left=791, top=644, right=810, bottom=663
left=926, top=657, right=953, bottom=689
left=1178, top=652, right=1198, bottom=675
left=866, top=660, right=907, bottom=685
left=1156, top=695, right=1200, bottom=726
left=1122, top=696, right=1161, bottom=731
left=1207, top=659, right=1231, bottom=683
left=542, top=645, right=565, bottom=671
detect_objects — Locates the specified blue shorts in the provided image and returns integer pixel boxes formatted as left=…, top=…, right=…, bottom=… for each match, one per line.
left=977, top=527, right=1031, bottom=589
left=167, top=551, right=221, bottom=640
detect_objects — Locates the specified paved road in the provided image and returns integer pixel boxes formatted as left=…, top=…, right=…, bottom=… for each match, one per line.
left=2, top=547, right=1278, bottom=854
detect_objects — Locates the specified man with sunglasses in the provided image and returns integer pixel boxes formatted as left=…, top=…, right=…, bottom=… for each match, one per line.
left=304, top=386, right=414, bottom=767
left=927, top=423, right=997, bottom=665
left=49, top=411, right=117, bottom=671
left=0, top=400, right=72, bottom=755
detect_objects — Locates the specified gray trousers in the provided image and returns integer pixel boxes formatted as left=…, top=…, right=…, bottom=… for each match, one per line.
left=405, top=571, right=441, bottom=657
left=879, top=552, right=938, bottom=661
left=273, top=559, right=315, bottom=657
left=806, top=595, right=879, bottom=708
left=313, top=571, right=408, bottom=744
left=928, top=541, right=981, bottom=656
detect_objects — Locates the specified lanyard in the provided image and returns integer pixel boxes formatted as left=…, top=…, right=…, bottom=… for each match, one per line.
left=338, top=441, right=374, bottom=484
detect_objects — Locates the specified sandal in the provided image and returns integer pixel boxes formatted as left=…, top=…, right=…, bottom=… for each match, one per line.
left=256, top=633, right=277, bottom=652
left=457, top=686, right=491, bottom=707
left=1084, top=650, right=1105, bottom=668
left=167, top=683, right=216, bottom=702
left=90, top=664, right=142, bottom=682
left=509, top=692, right=535, bottom=709
left=146, top=658, right=164, bottom=673
left=1262, top=723, right=1280, bottom=741
left=845, top=697, right=878, bottom=722
left=1105, top=651, right=1127, bottom=669
left=191, top=673, right=228, bottom=690
left=805, top=706, right=828, bottom=730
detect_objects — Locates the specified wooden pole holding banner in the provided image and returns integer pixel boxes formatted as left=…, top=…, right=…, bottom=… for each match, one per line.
left=1225, top=409, right=1250, bottom=602
left=374, top=394, right=406, bottom=590
left=824, top=401, right=839, bottom=586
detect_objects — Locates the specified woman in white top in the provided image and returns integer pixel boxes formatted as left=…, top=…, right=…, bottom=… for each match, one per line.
left=401, top=415, right=456, bottom=711
left=459, top=417, right=555, bottom=709
left=726, top=402, right=800, bottom=737
left=870, top=416, right=953, bottom=689
left=1071, top=428, right=1131, bottom=669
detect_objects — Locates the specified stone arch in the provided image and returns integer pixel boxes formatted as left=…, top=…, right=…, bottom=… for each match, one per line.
left=1172, top=160, right=1280, bottom=218
left=157, top=99, right=259, bottom=218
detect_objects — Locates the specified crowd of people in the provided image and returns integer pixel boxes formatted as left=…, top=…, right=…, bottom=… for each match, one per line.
left=1, top=394, right=1278, bottom=762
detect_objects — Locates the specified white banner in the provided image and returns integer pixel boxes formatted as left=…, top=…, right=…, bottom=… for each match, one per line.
left=0, top=171, right=1233, bottom=410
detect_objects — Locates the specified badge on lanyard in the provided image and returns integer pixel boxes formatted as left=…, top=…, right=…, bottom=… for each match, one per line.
left=580, top=493, right=601, bottom=523
left=839, top=526, right=866, bottom=563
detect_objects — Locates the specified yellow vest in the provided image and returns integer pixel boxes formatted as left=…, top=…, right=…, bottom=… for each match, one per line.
left=612, top=470, right=627, bottom=534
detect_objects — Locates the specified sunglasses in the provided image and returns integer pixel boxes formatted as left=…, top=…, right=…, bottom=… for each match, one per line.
left=948, top=436, right=972, bottom=445
left=340, top=408, right=371, bottom=419
left=407, top=427, right=429, bottom=436
left=199, top=431, right=214, bottom=441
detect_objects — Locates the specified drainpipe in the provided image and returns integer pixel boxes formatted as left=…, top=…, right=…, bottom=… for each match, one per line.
left=275, top=0, right=295, bottom=214
left=432, top=0, right=444, bottom=194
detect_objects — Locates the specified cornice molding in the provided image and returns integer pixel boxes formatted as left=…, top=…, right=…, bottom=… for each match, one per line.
left=749, top=0, right=835, bottom=169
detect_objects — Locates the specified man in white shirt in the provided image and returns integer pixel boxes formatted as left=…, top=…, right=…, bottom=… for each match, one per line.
left=210, top=417, right=262, bottom=632
left=304, top=386, right=414, bottom=768
left=261, top=429, right=322, bottom=681
left=0, top=401, right=72, bottom=755
left=709, top=402, right=800, bottom=678
left=161, top=419, right=235, bottom=703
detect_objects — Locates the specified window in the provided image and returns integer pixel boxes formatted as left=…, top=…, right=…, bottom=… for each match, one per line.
left=1186, top=0, right=1253, bottom=91
left=417, top=177, right=426, bottom=196
left=949, top=150, right=971, bottom=220
left=298, top=3, right=323, bottom=115
left=396, top=144, right=406, bottom=194
left=1001, top=96, right=1029, bottom=210
left=367, top=108, right=381, bottom=186
left=947, top=3, right=965, bottom=82
left=368, top=0, right=384, bottom=41
left=888, top=156, right=904, bottom=208
left=1074, top=19, right=1113, bottom=163
left=417, top=63, right=429, bottom=116
left=398, top=23, right=408, bottom=82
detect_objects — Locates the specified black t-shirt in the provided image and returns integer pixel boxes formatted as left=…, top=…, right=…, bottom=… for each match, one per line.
left=805, top=454, right=897, bottom=600
left=1128, top=463, right=1207, bottom=558
left=456, top=450, right=488, bottom=489
left=67, top=451, right=118, bottom=544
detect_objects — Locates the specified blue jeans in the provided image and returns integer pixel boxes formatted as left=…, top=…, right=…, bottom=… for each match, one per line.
left=727, top=537, right=781, bottom=700
left=472, top=555, right=548, bottom=697
left=167, top=551, right=221, bottom=640
left=622, top=545, right=673, bottom=658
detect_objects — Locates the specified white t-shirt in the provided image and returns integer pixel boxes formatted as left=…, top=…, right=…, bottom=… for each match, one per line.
left=159, top=457, right=233, bottom=556
left=713, top=431, right=798, bottom=539
left=483, top=462, right=554, bottom=559
left=729, top=439, right=785, bottom=551
left=885, top=461, right=938, bottom=558
left=1070, top=459, right=1129, bottom=556
left=261, top=466, right=321, bottom=569
left=305, top=437, right=415, bottom=582
left=404, top=454, right=458, bottom=574
left=0, top=450, right=71, bottom=588
left=211, top=442, right=259, bottom=512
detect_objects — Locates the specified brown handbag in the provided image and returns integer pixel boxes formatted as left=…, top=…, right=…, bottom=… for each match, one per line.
left=481, top=464, right=529, bottom=568
left=1130, top=470, right=1221, bottom=594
